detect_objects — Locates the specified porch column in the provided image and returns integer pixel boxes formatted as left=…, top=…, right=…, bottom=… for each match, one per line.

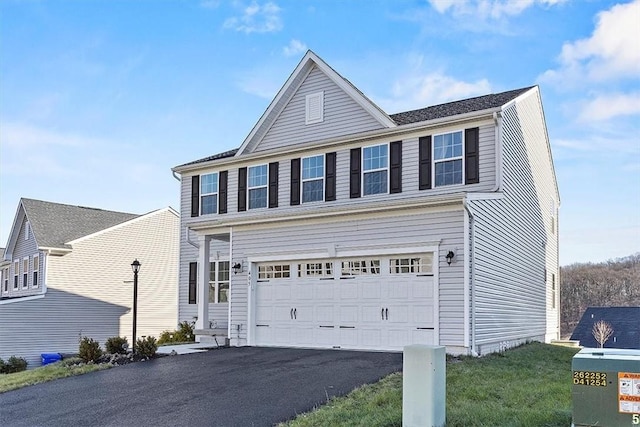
left=196, top=235, right=211, bottom=330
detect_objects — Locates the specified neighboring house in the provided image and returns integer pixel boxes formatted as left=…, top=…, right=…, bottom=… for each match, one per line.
left=0, top=198, right=179, bottom=366
left=172, top=50, right=560, bottom=356
left=570, top=307, right=640, bottom=349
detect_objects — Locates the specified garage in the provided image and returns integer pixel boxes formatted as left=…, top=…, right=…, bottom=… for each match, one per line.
left=251, top=253, right=438, bottom=351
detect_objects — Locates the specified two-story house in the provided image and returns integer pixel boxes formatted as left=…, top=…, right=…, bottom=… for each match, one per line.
left=1, top=198, right=179, bottom=366
left=172, top=51, right=560, bottom=356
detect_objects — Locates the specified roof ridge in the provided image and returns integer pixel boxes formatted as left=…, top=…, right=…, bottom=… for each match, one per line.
left=21, top=197, right=138, bottom=216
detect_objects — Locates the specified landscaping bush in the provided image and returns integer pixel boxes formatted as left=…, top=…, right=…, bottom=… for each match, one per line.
left=157, top=321, right=195, bottom=345
left=79, top=337, right=102, bottom=363
left=0, top=356, right=28, bottom=374
left=135, top=336, right=158, bottom=358
left=105, top=336, right=129, bottom=354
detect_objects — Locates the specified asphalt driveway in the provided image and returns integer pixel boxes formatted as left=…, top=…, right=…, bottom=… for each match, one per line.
left=0, top=347, right=403, bottom=426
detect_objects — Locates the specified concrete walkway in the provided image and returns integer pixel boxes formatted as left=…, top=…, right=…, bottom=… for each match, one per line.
left=155, top=342, right=221, bottom=355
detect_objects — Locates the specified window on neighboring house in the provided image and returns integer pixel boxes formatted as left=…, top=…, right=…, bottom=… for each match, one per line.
left=2, top=268, right=8, bottom=293
left=13, top=260, right=19, bottom=289
left=362, top=144, right=388, bottom=195
left=25, top=221, right=30, bottom=240
left=33, top=254, right=39, bottom=288
left=22, top=258, right=29, bottom=288
left=200, top=172, right=218, bottom=215
left=434, top=131, right=463, bottom=186
left=209, top=261, right=230, bottom=304
left=302, top=155, right=324, bottom=203
left=248, top=165, right=268, bottom=209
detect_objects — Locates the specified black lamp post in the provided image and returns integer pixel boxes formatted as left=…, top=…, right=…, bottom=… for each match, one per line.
left=131, top=259, right=141, bottom=353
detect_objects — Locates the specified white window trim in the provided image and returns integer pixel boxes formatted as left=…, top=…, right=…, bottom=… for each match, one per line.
left=22, top=257, right=29, bottom=289
left=13, top=260, right=19, bottom=290
left=32, top=254, right=40, bottom=288
left=248, top=164, right=268, bottom=210
left=200, top=172, right=219, bottom=216
left=362, top=143, right=389, bottom=196
left=208, top=260, right=230, bottom=304
left=301, top=154, right=325, bottom=203
left=432, top=130, right=465, bottom=188
left=305, top=91, right=324, bottom=125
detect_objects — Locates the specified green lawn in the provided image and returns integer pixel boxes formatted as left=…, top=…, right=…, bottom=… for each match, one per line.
left=0, top=358, right=111, bottom=393
left=281, top=342, right=579, bottom=427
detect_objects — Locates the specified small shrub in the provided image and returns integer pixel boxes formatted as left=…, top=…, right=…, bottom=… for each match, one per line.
left=0, top=356, right=28, bottom=374
left=135, top=336, right=157, bottom=358
left=79, top=337, right=102, bottom=363
left=57, top=357, right=84, bottom=367
left=105, top=336, right=129, bottom=354
left=157, top=321, right=195, bottom=345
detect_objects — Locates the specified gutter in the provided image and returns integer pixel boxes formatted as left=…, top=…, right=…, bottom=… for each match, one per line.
left=463, top=197, right=478, bottom=357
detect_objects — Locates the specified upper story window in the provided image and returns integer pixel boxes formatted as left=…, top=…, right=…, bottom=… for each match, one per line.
left=248, top=165, right=268, bottom=209
left=302, top=155, right=324, bottom=203
left=13, top=260, right=19, bottom=289
left=363, top=144, right=388, bottom=195
left=33, top=254, right=39, bottom=288
left=2, top=268, right=8, bottom=293
left=22, top=258, right=29, bottom=288
left=200, top=172, right=218, bottom=215
left=305, top=92, right=324, bottom=125
left=434, top=131, right=463, bottom=187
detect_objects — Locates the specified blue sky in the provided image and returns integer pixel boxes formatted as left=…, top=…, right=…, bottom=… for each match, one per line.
left=1, top=0, right=638, bottom=265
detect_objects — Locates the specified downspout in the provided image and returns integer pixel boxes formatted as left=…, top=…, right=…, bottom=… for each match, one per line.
left=186, top=228, right=199, bottom=249
left=172, top=170, right=181, bottom=182
left=492, top=111, right=503, bottom=192
left=228, top=226, right=233, bottom=343
left=463, top=198, right=478, bottom=356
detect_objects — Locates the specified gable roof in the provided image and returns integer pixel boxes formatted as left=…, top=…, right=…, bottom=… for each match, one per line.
left=235, top=50, right=397, bottom=156
left=570, top=307, right=640, bottom=349
left=9, top=198, right=139, bottom=251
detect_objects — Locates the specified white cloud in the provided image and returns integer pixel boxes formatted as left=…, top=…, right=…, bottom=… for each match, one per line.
left=223, top=1, right=283, bottom=34
left=283, top=39, right=306, bottom=57
left=539, top=0, right=640, bottom=85
left=428, top=0, right=567, bottom=19
left=1, top=121, right=91, bottom=149
left=577, top=92, right=640, bottom=122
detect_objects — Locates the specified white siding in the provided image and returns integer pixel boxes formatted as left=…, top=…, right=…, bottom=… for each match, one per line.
left=0, top=209, right=179, bottom=366
left=255, top=66, right=385, bottom=152
left=468, top=89, right=559, bottom=354
left=3, top=218, right=43, bottom=299
left=226, top=208, right=466, bottom=349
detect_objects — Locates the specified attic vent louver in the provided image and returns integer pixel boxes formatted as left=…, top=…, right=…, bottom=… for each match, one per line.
left=305, top=91, right=324, bottom=124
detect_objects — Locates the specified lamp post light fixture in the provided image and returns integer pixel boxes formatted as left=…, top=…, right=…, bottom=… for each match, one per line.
left=131, top=259, right=141, bottom=353
left=445, top=251, right=455, bottom=266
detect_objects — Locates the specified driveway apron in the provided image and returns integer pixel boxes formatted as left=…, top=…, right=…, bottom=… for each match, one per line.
left=0, top=347, right=403, bottom=427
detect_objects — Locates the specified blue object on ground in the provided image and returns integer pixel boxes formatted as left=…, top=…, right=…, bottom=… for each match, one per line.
left=41, top=353, right=62, bottom=366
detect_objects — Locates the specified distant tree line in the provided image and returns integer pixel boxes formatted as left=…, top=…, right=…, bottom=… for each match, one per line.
left=560, top=253, right=640, bottom=338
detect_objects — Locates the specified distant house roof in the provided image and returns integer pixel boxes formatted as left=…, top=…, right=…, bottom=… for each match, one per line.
left=177, top=86, right=533, bottom=168
left=570, top=307, right=640, bottom=349
left=21, top=198, right=139, bottom=250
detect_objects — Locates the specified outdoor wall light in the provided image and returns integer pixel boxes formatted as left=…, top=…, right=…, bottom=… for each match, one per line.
left=233, top=262, right=242, bottom=274
left=445, top=251, right=455, bottom=265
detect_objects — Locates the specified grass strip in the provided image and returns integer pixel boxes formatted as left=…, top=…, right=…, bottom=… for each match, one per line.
left=0, top=360, right=111, bottom=393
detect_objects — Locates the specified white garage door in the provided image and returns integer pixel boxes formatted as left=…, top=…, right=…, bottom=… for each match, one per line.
left=253, top=254, right=436, bottom=351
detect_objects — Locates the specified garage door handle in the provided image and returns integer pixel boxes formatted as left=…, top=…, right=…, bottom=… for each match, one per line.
left=290, top=308, right=294, bottom=319
left=381, top=308, right=384, bottom=320
left=385, top=308, right=389, bottom=320
left=294, top=308, right=297, bottom=319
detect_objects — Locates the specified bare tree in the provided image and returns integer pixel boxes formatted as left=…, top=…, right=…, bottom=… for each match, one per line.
left=592, top=320, right=614, bottom=348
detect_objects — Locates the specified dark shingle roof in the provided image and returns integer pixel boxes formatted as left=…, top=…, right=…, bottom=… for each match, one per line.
left=389, top=87, right=533, bottom=125
left=570, top=307, right=640, bottom=349
left=22, top=198, right=139, bottom=249
left=178, top=87, right=533, bottom=168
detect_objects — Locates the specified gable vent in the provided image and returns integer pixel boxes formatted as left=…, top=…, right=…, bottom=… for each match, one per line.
left=305, top=91, right=324, bottom=124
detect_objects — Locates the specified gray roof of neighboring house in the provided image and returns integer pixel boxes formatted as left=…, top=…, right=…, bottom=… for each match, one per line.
left=21, top=198, right=139, bottom=249
left=570, top=306, right=640, bottom=349
left=178, top=87, right=533, bottom=168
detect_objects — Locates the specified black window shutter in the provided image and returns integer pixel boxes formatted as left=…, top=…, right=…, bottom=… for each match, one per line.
left=350, top=148, right=361, bottom=198
left=191, top=175, right=200, bottom=217
left=290, top=158, right=301, bottom=206
left=419, top=136, right=432, bottom=190
left=269, top=162, right=279, bottom=208
left=325, top=152, right=337, bottom=201
left=218, top=171, right=228, bottom=214
left=390, top=141, right=402, bottom=194
left=188, top=262, right=197, bottom=304
left=465, top=127, right=480, bottom=185
left=238, top=167, right=247, bottom=212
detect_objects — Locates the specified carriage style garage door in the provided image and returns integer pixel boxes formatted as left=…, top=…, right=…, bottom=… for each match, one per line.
left=253, top=253, right=437, bottom=351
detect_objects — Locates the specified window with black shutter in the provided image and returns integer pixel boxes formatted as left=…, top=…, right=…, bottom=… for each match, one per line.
left=325, top=152, right=336, bottom=201
left=238, top=167, right=247, bottom=212
left=188, top=262, right=197, bottom=304
left=465, top=127, right=479, bottom=184
left=419, top=136, right=432, bottom=190
left=268, top=162, right=279, bottom=208
left=290, top=158, right=301, bottom=205
left=218, top=171, right=228, bottom=214
left=191, top=175, right=200, bottom=217
left=389, top=141, right=402, bottom=194
left=350, top=148, right=361, bottom=198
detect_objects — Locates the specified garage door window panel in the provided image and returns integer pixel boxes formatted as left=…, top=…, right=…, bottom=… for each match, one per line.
left=298, top=261, right=333, bottom=278
left=341, top=259, right=381, bottom=276
left=390, top=254, right=433, bottom=274
left=258, top=264, right=291, bottom=279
